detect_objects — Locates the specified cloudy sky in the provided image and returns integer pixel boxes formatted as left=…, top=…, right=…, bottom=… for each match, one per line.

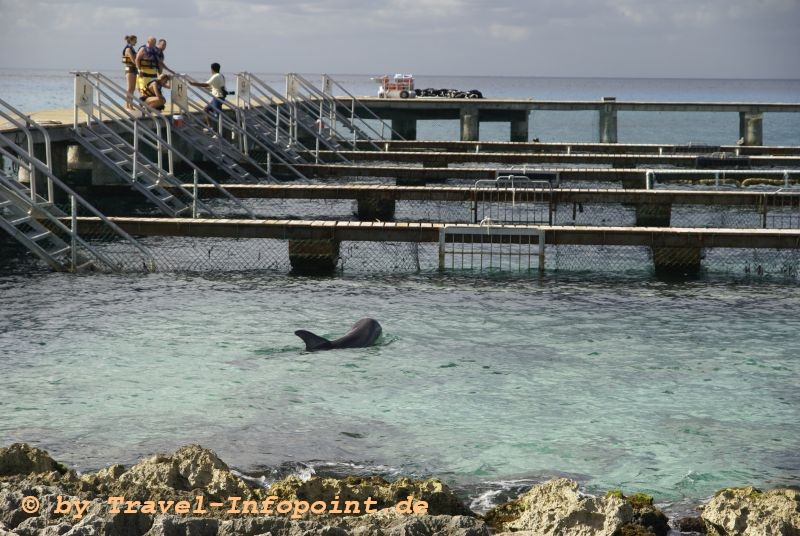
left=1, top=0, right=798, bottom=78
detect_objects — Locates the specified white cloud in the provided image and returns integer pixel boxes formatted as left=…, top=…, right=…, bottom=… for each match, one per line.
left=0, top=0, right=797, bottom=77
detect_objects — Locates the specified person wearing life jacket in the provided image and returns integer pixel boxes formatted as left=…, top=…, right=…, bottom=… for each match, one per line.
left=135, top=36, right=162, bottom=96
left=122, top=35, right=138, bottom=110
left=139, top=73, right=171, bottom=111
left=156, top=38, right=174, bottom=75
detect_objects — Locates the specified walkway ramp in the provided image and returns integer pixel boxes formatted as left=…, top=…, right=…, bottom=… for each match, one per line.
left=0, top=97, right=155, bottom=272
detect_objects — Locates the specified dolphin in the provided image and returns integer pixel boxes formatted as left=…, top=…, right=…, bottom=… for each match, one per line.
left=295, top=318, right=382, bottom=351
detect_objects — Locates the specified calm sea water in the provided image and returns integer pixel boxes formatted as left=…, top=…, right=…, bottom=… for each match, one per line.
left=1, top=72, right=799, bottom=518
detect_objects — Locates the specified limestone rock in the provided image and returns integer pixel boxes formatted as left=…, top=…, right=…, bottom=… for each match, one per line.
left=486, top=478, right=633, bottom=536
left=701, top=486, right=800, bottom=536
left=0, top=444, right=65, bottom=477
left=266, top=475, right=472, bottom=517
left=607, top=490, right=670, bottom=536
left=218, top=511, right=488, bottom=536
left=115, top=445, right=253, bottom=501
left=145, top=515, right=219, bottom=536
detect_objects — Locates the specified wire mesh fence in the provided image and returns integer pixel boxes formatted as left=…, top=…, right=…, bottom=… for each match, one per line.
left=4, top=182, right=800, bottom=280
left=50, top=235, right=800, bottom=281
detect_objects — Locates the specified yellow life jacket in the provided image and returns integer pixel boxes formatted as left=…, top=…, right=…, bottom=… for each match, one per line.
left=137, top=45, right=159, bottom=78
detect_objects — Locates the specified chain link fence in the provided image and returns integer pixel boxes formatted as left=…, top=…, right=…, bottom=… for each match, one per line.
left=5, top=184, right=800, bottom=280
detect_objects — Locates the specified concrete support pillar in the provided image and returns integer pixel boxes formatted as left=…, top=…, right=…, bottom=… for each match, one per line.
left=598, top=97, right=618, bottom=144
left=739, top=112, right=763, bottom=146
left=67, top=144, right=94, bottom=172
left=92, top=158, right=126, bottom=186
left=288, top=239, right=340, bottom=275
left=356, top=195, right=396, bottom=221
left=510, top=112, right=529, bottom=142
left=460, top=106, right=479, bottom=142
left=652, top=247, right=702, bottom=277
left=391, top=118, right=417, bottom=140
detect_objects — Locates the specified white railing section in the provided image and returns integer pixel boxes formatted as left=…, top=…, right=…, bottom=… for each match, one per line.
left=170, top=74, right=307, bottom=182
left=0, top=128, right=155, bottom=272
left=286, top=73, right=392, bottom=152
left=439, top=225, right=546, bottom=273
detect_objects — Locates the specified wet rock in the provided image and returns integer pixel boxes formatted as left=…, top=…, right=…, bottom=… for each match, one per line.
left=0, top=444, right=65, bottom=477
left=145, top=515, right=219, bottom=536
left=606, top=490, right=670, bottom=536
left=485, top=478, right=633, bottom=536
left=219, top=511, right=488, bottom=536
left=701, top=486, right=800, bottom=536
left=674, top=516, right=706, bottom=533
left=267, top=474, right=472, bottom=517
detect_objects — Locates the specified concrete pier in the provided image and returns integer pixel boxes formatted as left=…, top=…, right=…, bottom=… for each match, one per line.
left=599, top=97, right=618, bottom=144
left=352, top=97, right=798, bottom=144
left=740, top=112, right=763, bottom=146
left=288, top=238, right=340, bottom=274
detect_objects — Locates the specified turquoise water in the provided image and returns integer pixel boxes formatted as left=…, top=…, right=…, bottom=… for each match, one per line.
left=1, top=266, right=798, bottom=515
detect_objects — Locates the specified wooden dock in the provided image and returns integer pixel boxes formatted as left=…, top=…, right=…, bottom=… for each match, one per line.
left=76, top=217, right=800, bottom=250
left=184, top=184, right=800, bottom=209
left=271, top=163, right=796, bottom=187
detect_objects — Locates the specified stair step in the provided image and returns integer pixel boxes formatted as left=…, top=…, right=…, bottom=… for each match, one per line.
left=10, top=215, right=33, bottom=226
left=48, top=246, right=72, bottom=257
left=28, top=230, right=52, bottom=241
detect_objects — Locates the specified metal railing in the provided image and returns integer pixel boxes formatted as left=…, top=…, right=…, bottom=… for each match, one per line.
left=0, top=111, right=155, bottom=272
left=321, top=74, right=405, bottom=143
left=472, top=175, right=554, bottom=225
left=72, top=71, right=211, bottom=217
left=170, top=74, right=307, bottom=181
left=236, top=72, right=348, bottom=164
left=286, top=73, right=392, bottom=152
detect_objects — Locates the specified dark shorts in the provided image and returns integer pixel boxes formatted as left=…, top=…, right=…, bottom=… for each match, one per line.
left=125, top=66, right=138, bottom=75
left=204, top=97, right=224, bottom=117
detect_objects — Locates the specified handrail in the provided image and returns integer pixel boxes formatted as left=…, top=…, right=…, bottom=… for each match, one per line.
left=0, top=97, right=55, bottom=203
left=322, top=74, right=405, bottom=141
left=238, top=72, right=349, bottom=163
left=286, top=73, right=385, bottom=151
left=72, top=71, right=258, bottom=217
left=0, top=130, right=155, bottom=271
left=171, top=73, right=306, bottom=181
left=86, top=72, right=257, bottom=217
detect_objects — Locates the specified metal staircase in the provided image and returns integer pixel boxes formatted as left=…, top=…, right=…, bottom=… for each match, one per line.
left=169, top=75, right=307, bottom=182
left=72, top=72, right=257, bottom=218
left=236, top=72, right=349, bottom=164
left=72, top=71, right=212, bottom=217
left=0, top=97, right=155, bottom=272
left=286, top=73, right=403, bottom=152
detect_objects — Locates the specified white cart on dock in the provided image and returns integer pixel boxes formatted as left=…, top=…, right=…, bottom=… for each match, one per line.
left=372, top=74, right=416, bottom=99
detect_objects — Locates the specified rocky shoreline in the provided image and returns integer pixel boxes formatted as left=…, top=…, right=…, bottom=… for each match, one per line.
left=0, top=443, right=797, bottom=536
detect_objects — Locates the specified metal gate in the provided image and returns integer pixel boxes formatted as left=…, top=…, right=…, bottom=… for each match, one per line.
left=438, top=225, right=546, bottom=273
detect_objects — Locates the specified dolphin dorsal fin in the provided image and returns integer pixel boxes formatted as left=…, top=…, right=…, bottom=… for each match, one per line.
left=294, top=330, right=333, bottom=351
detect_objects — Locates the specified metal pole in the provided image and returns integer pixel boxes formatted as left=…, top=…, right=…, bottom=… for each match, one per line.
left=192, top=169, right=198, bottom=219
left=71, top=194, right=78, bottom=271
